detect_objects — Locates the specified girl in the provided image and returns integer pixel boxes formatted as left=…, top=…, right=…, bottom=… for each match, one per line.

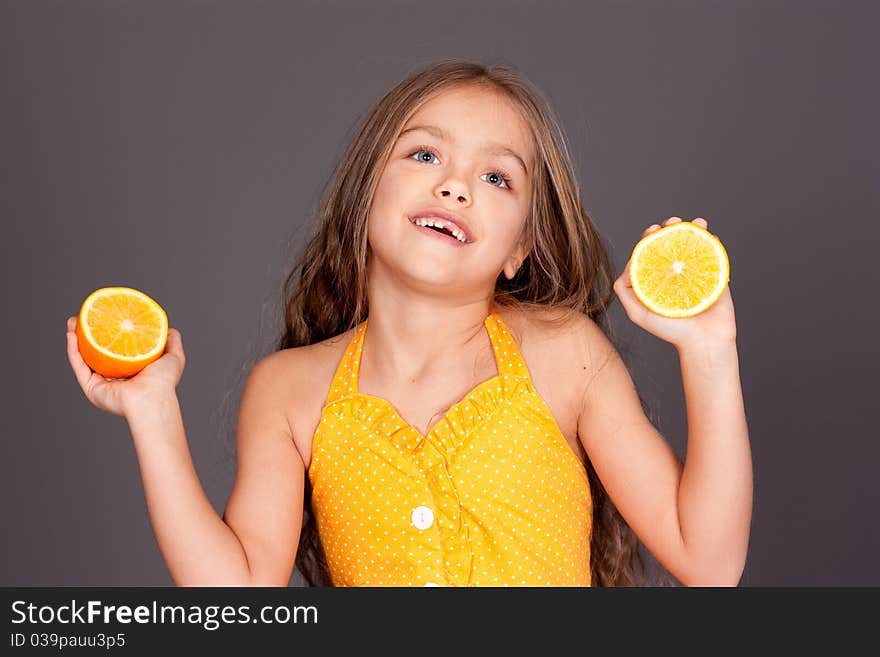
left=66, top=59, right=751, bottom=587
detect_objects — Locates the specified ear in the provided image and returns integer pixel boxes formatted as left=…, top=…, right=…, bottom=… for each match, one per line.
left=503, top=241, right=530, bottom=280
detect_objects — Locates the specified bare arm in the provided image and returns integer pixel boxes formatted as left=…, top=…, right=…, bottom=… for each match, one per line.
left=221, top=353, right=305, bottom=586
left=126, top=394, right=253, bottom=586
left=126, top=354, right=304, bottom=587
left=67, top=317, right=303, bottom=586
left=674, top=340, right=752, bottom=583
left=576, top=318, right=752, bottom=586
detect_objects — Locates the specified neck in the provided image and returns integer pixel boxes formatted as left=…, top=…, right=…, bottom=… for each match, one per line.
left=363, top=267, right=495, bottom=386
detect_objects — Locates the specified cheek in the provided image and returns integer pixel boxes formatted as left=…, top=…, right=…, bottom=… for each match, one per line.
left=365, top=185, right=394, bottom=236
left=492, top=230, right=525, bottom=259
left=366, top=183, right=406, bottom=249
left=370, top=167, right=409, bottom=215
left=490, top=205, right=528, bottom=248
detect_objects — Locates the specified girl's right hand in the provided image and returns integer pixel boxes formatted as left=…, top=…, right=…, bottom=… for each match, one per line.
left=65, top=316, right=186, bottom=418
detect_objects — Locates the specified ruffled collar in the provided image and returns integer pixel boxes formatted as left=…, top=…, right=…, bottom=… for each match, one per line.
left=319, top=309, right=537, bottom=458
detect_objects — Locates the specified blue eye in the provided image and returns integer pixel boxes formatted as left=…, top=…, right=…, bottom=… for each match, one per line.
left=410, top=147, right=439, bottom=165
left=409, top=145, right=513, bottom=191
left=480, top=171, right=513, bottom=190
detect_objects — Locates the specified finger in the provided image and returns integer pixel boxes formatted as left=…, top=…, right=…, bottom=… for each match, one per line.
left=642, top=223, right=661, bottom=238
left=615, top=259, right=633, bottom=289
left=67, top=316, right=76, bottom=332
left=613, top=270, right=639, bottom=318
left=693, top=217, right=708, bottom=228
left=167, top=328, right=185, bottom=363
left=663, top=216, right=683, bottom=227
left=66, top=328, right=95, bottom=390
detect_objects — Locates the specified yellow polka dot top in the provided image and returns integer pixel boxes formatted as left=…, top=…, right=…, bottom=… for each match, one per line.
left=308, top=310, right=593, bottom=586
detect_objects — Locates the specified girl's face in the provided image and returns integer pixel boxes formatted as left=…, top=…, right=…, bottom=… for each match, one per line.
left=367, top=85, right=535, bottom=294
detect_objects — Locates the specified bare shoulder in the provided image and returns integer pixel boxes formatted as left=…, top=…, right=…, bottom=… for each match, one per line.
left=495, top=305, right=612, bottom=454
left=257, top=327, right=358, bottom=468
left=497, top=304, right=610, bottom=374
left=258, top=327, right=354, bottom=376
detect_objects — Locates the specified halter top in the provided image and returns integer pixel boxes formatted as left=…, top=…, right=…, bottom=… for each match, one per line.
left=307, top=310, right=592, bottom=586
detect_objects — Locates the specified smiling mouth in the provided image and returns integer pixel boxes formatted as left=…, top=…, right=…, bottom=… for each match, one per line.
left=409, top=216, right=471, bottom=244
left=410, top=220, right=469, bottom=246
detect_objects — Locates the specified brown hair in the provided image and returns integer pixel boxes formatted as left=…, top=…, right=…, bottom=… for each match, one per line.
left=274, top=58, right=673, bottom=586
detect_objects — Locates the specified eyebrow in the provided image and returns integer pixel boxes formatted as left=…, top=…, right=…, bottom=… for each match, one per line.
left=398, top=124, right=530, bottom=177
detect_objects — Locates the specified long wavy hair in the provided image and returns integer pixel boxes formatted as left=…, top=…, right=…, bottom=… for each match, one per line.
left=273, top=58, right=673, bottom=586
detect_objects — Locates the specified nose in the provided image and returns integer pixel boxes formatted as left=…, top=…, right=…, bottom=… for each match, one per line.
left=435, top=175, right=471, bottom=205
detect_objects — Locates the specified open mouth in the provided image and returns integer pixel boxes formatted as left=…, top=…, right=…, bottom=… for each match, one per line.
left=409, top=217, right=470, bottom=245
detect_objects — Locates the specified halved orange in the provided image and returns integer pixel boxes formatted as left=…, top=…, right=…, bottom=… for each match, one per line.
left=628, top=222, right=729, bottom=318
left=75, top=287, right=169, bottom=378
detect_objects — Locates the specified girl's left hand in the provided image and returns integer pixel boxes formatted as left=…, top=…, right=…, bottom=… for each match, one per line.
left=613, top=217, right=737, bottom=351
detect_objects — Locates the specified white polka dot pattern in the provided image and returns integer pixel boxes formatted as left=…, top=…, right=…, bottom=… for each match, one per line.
left=308, top=310, right=593, bottom=586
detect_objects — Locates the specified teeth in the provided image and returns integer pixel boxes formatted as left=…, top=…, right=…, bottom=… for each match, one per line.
left=413, top=217, right=467, bottom=243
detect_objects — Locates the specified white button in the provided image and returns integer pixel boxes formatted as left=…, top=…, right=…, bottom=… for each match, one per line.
left=411, top=505, right=434, bottom=530
left=424, top=582, right=440, bottom=587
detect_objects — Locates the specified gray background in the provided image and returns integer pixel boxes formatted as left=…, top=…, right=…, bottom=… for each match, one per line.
left=2, top=1, right=876, bottom=586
